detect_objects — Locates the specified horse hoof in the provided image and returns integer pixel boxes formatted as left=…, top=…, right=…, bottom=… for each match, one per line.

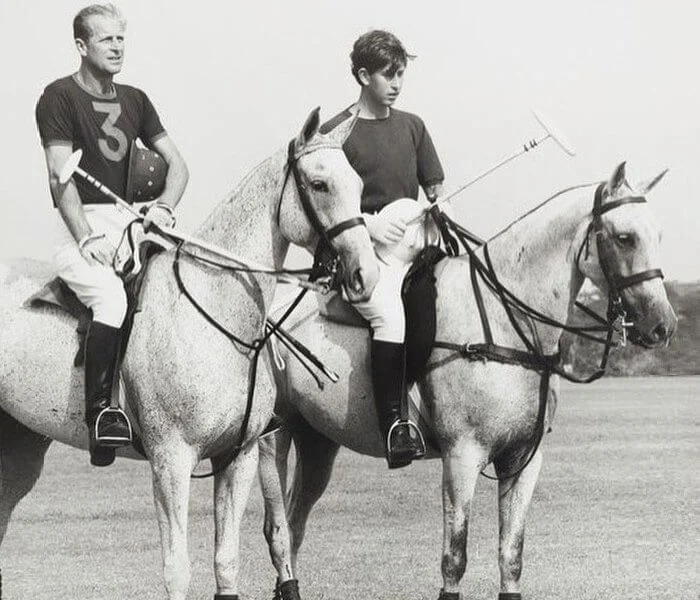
left=437, top=589, right=460, bottom=600
left=274, top=579, right=301, bottom=600
left=213, top=594, right=239, bottom=600
left=498, top=594, right=521, bottom=600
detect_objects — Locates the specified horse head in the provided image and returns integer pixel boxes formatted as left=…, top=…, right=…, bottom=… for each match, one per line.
left=278, top=108, right=379, bottom=302
left=577, top=162, right=677, bottom=348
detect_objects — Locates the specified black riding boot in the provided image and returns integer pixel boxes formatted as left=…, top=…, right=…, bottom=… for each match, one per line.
left=84, top=321, right=131, bottom=467
left=370, top=340, right=425, bottom=469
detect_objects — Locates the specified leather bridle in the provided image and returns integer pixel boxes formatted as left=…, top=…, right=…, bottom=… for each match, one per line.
left=280, top=139, right=366, bottom=250
left=576, top=183, right=664, bottom=341
left=586, top=183, right=663, bottom=292
left=429, top=181, right=666, bottom=481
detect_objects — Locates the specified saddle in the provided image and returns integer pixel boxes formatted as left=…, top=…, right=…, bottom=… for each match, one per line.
left=317, top=245, right=446, bottom=384
left=316, top=245, right=446, bottom=452
left=24, top=224, right=168, bottom=363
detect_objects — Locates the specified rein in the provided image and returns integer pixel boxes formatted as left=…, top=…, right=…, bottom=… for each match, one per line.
left=431, top=183, right=663, bottom=480
left=166, top=139, right=367, bottom=479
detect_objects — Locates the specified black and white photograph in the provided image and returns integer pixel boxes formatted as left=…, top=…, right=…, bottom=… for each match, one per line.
left=0, top=1, right=697, bottom=598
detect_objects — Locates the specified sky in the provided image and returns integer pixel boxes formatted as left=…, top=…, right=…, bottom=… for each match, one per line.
left=1, top=0, right=698, bottom=281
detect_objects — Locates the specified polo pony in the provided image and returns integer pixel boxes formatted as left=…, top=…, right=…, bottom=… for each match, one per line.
left=257, top=162, right=677, bottom=599
left=0, top=108, right=379, bottom=600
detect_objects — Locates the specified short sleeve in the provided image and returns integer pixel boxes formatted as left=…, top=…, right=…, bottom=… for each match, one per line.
left=138, top=90, right=166, bottom=145
left=416, top=122, right=444, bottom=187
left=35, top=87, right=74, bottom=147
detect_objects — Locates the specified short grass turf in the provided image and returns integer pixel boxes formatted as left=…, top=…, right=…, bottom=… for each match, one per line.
left=1, top=376, right=697, bottom=599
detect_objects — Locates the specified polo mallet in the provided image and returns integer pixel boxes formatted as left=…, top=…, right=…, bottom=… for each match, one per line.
left=58, top=150, right=326, bottom=291
left=406, top=109, right=576, bottom=224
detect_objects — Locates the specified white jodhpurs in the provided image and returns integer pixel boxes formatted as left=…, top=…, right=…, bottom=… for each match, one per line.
left=351, top=255, right=411, bottom=343
left=52, top=204, right=138, bottom=328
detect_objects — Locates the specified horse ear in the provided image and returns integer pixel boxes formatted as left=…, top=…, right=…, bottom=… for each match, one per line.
left=294, top=107, right=322, bottom=154
left=605, top=161, right=627, bottom=196
left=638, top=168, right=669, bottom=195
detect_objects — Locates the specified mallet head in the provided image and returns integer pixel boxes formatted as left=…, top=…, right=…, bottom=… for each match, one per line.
left=532, top=110, right=576, bottom=156
left=58, top=149, right=83, bottom=184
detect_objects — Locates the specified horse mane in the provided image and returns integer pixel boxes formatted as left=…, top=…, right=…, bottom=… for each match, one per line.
left=487, top=182, right=600, bottom=243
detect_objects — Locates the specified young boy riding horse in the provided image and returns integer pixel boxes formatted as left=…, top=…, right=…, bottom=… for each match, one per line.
left=322, top=30, right=445, bottom=468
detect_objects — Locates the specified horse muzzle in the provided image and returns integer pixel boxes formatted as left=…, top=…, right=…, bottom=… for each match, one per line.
left=623, top=287, right=678, bottom=349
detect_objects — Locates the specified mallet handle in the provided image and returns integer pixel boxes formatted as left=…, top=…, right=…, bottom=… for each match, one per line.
left=405, top=133, right=551, bottom=225
left=71, top=166, right=324, bottom=291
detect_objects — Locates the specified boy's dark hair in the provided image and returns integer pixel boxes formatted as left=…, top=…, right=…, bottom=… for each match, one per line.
left=350, top=30, right=414, bottom=84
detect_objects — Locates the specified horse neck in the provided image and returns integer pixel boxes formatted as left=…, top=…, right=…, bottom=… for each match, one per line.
left=484, top=185, right=596, bottom=347
left=194, top=147, right=291, bottom=272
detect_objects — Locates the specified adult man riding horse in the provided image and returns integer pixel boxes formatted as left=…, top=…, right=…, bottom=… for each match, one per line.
left=321, top=30, right=445, bottom=468
left=35, top=3, right=189, bottom=467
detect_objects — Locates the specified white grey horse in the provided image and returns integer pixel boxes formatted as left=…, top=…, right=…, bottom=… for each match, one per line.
left=0, top=108, right=379, bottom=600
left=258, top=162, right=677, bottom=599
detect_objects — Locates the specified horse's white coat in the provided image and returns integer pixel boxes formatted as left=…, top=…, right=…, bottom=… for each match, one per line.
left=0, top=109, right=379, bottom=600
left=259, top=163, right=677, bottom=597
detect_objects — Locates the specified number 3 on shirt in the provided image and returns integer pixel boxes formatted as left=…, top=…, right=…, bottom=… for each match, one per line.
left=93, top=101, right=128, bottom=162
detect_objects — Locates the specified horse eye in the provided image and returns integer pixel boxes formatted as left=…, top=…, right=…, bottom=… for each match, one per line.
left=309, top=180, right=329, bottom=193
left=615, top=233, right=635, bottom=248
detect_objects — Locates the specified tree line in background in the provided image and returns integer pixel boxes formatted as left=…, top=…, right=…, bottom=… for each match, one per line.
left=562, top=281, right=700, bottom=376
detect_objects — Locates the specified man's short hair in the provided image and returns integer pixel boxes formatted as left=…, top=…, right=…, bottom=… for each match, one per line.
left=73, top=3, right=126, bottom=42
left=350, top=30, right=414, bottom=85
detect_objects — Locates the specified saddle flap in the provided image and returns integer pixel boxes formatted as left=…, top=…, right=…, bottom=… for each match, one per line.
left=24, top=277, right=89, bottom=323
left=315, top=290, right=367, bottom=328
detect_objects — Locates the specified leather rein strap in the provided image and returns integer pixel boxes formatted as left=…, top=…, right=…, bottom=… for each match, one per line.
left=431, top=183, right=663, bottom=480
left=171, top=140, right=367, bottom=479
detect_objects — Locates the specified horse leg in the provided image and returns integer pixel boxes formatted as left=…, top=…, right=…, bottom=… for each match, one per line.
left=149, top=442, right=197, bottom=600
left=0, top=410, right=52, bottom=599
left=212, top=442, right=260, bottom=599
left=258, top=427, right=298, bottom=598
left=286, top=418, right=340, bottom=568
left=439, top=439, right=488, bottom=599
left=258, top=418, right=339, bottom=599
left=494, top=449, right=543, bottom=600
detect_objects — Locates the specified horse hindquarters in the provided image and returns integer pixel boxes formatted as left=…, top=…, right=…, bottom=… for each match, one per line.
left=0, top=409, right=53, bottom=597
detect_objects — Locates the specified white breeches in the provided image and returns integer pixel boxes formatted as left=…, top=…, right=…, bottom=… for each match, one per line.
left=52, top=204, right=139, bottom=328
left=351, top=255, right=411, bottom=343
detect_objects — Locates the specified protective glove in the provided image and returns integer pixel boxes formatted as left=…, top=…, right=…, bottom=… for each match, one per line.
left=142, top=202, right=175, bottom=232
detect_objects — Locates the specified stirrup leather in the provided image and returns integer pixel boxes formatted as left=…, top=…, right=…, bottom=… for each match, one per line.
left=94, top=406, right=133, bottom=448
left=386, top=419, right=427, bottom=459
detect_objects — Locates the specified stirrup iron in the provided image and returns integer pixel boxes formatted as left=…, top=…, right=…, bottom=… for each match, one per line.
left=94, top=406, right=132, bottom=448
left=387, top=419, right=427, bottom=463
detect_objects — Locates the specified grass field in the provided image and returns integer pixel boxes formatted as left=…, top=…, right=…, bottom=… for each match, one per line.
left=1, top=376, right=698, bottom=599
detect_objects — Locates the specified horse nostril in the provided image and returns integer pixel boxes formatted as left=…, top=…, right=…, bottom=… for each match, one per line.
left=652, top=323, right=667, bottom=342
